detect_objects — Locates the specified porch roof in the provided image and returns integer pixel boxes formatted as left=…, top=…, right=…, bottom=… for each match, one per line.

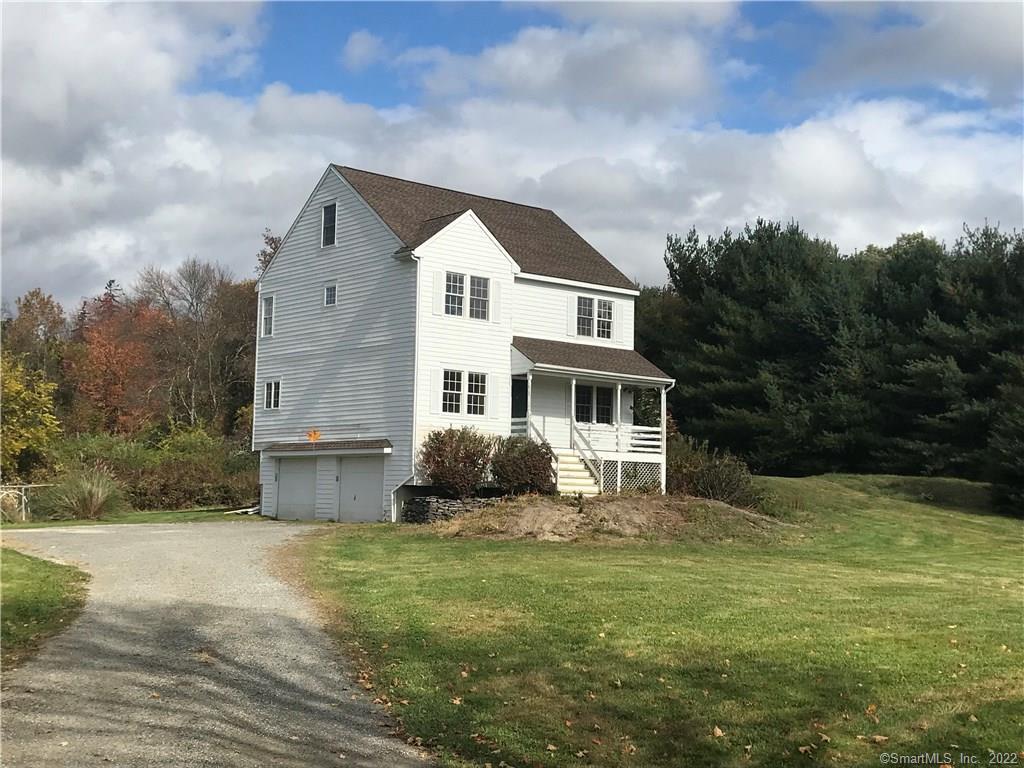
left=264, top=438, right=393, bottom=454
left=512, top=336, right=672, bottom=384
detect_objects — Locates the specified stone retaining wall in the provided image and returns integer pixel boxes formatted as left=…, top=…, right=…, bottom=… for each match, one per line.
left=402, top=496, right=501, bottom=524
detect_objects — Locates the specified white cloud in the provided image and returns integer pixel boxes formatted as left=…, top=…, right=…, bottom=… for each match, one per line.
left=808, top=2, right=1024, bottom=102
left=341, top=29, right=386, bottom=72
left=1, top=3, right=1021, bottom=310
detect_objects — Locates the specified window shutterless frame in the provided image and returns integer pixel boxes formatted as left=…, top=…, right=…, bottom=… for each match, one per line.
left=321, top=202, right=337, bottom=247
left=261, top=295, right=275, bottom=337
left=577, top=296, right=594, bottom=336
left=324, top=284, right=337, bottom=306
left=596, top=299, right=613, bottom=339
left=264, top=380, right=280, bottom=409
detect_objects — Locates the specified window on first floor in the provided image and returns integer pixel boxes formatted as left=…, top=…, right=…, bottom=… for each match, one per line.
left=467, top=372, right=487, bottom=415
left=575, top=384, right=614, bottom=424
left=442, top=369, right=462, bottom=413
left=264, top=380, right=280, bottom=409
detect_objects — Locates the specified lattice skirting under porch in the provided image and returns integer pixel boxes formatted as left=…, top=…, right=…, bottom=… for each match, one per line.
left=600, top=459, right=662, bottom=493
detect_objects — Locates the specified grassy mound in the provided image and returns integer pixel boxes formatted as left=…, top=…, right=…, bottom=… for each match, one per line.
left=431, top=493, right=789, bottom=543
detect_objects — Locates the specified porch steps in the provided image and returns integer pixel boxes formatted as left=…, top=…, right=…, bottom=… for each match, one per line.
left=555, top=451, right=600, bottom=496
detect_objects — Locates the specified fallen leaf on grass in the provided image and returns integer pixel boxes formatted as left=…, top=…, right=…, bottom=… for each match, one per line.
left=798, top=745, right=816, bottom=755
left=713, top=726, right=724, bottom=738
left=450, top=697, right=462, bottom=705
left=865, top=704, right=879, bottom=723
left=575, top=750, right=589, bottom=758
left=546, top=744, right=558, bottom=752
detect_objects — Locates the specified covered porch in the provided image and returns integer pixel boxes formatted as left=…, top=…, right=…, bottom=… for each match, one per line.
left=510, top=336, right=675, bottom=494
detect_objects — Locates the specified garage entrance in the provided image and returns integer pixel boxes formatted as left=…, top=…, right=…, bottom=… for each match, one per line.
left=339, top=456, right=384, bottom=522
left=276, top=457, right=316, bottom=520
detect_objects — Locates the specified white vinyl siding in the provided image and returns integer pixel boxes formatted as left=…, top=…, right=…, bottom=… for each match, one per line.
left=414, top=212, right=514, bottom=475
left=513, top=277, right=634, bottom=349
left=253, top=169, right=415, bottom=518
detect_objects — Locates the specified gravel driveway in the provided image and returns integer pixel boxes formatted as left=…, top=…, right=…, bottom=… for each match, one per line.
left=1, top=522, right=428, bottom=768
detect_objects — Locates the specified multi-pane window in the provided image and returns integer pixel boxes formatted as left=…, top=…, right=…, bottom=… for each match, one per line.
left=596, top=299, right=613, bottom=339
left=469, top=276, right=489, bottom=320
left=445, top=272, right=464, bottom=316
left=261, top=296, right=274, bottom=337
left=574, top=384, right=593, bottom=423
left=324, top=284, right=337, bottom=306
left=264, top=381, right=280, bottom=409
left=595, top=387, right=613, bottom=424
left=467, top=372, right=487, bottom=415
left=442, top=369, right=462, bottom=413
left=577, top=297, right=594, bottom=336
left=322, top=203, right=337, bottom=247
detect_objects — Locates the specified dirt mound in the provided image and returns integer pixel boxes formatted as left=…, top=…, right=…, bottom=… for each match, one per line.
left=430, top=494, right=790, bottom=543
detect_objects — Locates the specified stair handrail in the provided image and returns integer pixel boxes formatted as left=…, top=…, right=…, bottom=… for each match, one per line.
left=571, top=422, right=603, bottom=493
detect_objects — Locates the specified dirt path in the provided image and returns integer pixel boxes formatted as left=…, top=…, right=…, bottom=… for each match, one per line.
left=1, top=522, right=428, bottom=768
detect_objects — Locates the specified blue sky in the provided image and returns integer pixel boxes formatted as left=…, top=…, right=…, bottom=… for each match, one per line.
left=3, top=2, right=1022, bottom=306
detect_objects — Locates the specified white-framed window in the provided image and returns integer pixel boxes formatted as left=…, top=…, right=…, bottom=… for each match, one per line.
left=467, top=372, right=487, bottom=415
left=324, top=284, right=337, bottom=306
left=574, top=384, right=614, bottom=424
left=577, top=297, right=594, bottom=336
left=264, top=380, right=281, bottom=409
left=596, top=299, right=613, bottom=339
left=321, top=202, right=337, bottom=247
left=469, top=276, right=489, bottom=320
left=261, top=295, right=275, bottom=337
left=445, top=272, right=464, bottom=316
left=442, top=369, right=462, bottom=413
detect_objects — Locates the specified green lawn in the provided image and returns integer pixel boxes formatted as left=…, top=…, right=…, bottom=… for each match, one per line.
left=302, top=475, right=1023, bottom=768
left=1, top=548, right=89, bottom=668
left=1, top=507, right=263, bottom=529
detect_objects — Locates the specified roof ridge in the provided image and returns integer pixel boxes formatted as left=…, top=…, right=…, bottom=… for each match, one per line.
left=334, top=165, right=554, bottom=214
left=419, top=209, right=469, bottom=223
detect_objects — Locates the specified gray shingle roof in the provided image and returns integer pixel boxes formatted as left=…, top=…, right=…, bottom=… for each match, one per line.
left=334, top=166, right=636, bottom=290
left=513, top=336, right=671, bottom=381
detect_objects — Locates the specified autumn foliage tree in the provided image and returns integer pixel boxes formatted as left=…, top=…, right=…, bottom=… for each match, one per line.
left=1, top=353, right=60, bottom=480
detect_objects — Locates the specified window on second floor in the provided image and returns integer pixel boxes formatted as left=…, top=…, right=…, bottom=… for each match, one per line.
left=445, top=272, right=464, bottom=316
left=322, top=203, right=337, bottom=247
left=261, top=296, right=274, bottom=337
left=596, top=299, right=613, bottom=339
left=577, top=297, right=594, bottom=336
left=442, top=369, right=462, bottom=413
left=324, top=284, right=337, bottom=306
left=469, top=276, right=489, bottom=320
left=264, top=380, right=280, bottom=409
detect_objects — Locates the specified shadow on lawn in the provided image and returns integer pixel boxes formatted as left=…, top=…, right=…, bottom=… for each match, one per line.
left=1, top=602, right=422, bottom=768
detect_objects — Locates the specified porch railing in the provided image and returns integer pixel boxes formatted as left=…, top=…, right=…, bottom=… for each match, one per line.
left=575, top=423, right=663, bottom=454
left=571, top=422, right=604, bottom=493
left=510, top=417, right=528, bottom=436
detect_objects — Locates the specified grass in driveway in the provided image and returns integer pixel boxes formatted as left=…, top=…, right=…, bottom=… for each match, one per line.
left=302, top=475, right=1023, bottom=768
left=1, top=548, right=89, bottom=668
left=1, top=507, right=263, bottom=529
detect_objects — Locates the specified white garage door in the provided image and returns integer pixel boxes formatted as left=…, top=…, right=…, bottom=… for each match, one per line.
left=277, top=457, right=317, bottom=520
left=338, top=456, right=384, bottom=522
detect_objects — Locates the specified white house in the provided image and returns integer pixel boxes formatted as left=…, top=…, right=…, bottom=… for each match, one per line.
left=253, top=165, right=674, bottom=521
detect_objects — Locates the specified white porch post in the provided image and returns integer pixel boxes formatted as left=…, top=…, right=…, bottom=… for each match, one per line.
left=526, top=371, right=533, bottom=437
left=570, top=377, right=576, bottom=449
left=615, top=383, right=622, bottom=451
left=659, top=385, right=668, bottom=494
